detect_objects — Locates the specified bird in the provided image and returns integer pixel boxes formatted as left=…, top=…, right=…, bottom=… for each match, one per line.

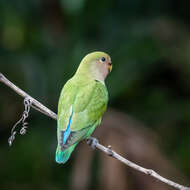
left=56, top=51, right=112, bottom=164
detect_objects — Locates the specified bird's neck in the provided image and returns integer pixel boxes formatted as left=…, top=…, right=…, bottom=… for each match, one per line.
left=75, top=62, right=106, bottom=84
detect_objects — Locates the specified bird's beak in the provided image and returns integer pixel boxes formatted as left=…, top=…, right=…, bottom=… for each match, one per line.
left=108, top=62, right=112, bottom=72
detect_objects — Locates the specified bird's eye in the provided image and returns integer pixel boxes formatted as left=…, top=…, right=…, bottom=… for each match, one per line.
left=100, top=57, right=106, bottom=62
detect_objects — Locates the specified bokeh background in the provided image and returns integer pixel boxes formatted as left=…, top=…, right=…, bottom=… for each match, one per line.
left=1, top=0, right=190, bottom=189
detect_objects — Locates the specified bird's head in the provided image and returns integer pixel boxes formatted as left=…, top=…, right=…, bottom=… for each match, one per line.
left=76, top=51, right=112, bottom=83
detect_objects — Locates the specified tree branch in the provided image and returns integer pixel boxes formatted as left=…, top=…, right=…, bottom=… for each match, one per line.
left=0, top=73, right=57, bottom=120
left=0, top=72, right=190, bottom=190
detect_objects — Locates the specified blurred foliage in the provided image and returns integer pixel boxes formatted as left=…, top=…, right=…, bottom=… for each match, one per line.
left=1, top=0, right=190, bottom=189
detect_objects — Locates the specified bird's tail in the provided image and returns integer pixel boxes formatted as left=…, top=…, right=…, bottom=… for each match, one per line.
left=56, top=143, right=77, bottom=164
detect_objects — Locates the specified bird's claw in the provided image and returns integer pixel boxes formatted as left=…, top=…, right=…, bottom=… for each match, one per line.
left=87, top=137, right=99, bottom=149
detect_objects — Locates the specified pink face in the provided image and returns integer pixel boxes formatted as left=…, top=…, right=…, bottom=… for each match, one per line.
left=96, top=56, right=112, bottom=79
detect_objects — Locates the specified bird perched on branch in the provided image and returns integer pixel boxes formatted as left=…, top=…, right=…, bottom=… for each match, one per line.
left=56, top=51, right=112, bottom=164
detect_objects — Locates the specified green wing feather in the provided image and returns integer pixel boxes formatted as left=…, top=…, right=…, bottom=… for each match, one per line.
left=58, top=76, right=108, bottom=131
left=56, top=75, right=108, bottom=163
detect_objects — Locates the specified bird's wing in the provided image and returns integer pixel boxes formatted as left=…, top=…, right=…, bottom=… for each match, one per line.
left=59, top=119, right=100, bottom=149
left=57, top=78, right=108, bottom=148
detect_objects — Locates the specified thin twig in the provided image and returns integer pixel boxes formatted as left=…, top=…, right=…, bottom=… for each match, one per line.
left=95, top=143, right=190, bottom=190
left=0, top=73, right=57, bottom=120
left=0, top=72, right=190, bottom=190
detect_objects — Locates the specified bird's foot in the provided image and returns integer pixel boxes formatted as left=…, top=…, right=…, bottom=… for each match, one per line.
left=87, top=137, right=99, bottom=149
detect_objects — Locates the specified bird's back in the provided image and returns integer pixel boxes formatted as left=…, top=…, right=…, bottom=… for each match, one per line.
left=57, top=75, right=108, bottom=132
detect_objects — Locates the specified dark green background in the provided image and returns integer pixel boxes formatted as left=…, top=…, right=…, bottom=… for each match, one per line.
left=1, top=0, right=190, bottom=189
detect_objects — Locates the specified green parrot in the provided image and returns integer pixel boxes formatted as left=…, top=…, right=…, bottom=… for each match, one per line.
left=56, top=51, right=112, bottom=164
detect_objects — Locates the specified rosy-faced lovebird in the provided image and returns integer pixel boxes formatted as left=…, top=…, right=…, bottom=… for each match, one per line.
left=56, top=51, right=112, bottom=164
